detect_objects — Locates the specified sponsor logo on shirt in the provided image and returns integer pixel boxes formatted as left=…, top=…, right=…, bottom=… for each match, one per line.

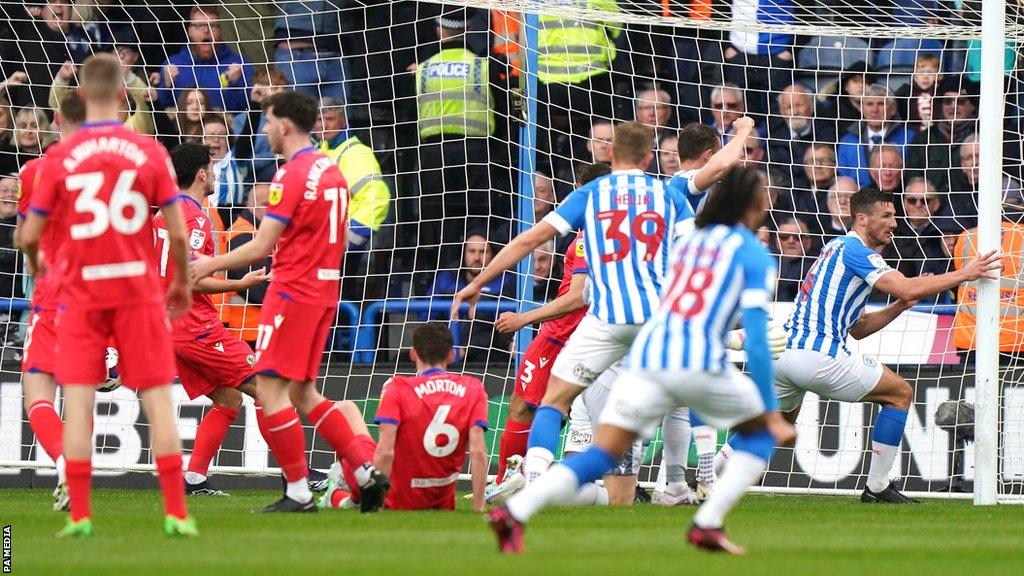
left=189, top=229, right=206, bottom=250
left=268, top=183, right=284, bottom=206
left=575, top=239, right=585, bottom=258
left=867, top=253, right=888, bottom=270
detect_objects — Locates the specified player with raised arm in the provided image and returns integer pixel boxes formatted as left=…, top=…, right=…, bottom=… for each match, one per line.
left=13, top=92, right=85, bottom=512
left=737, top=187, right=999, bottom=504
left=318, top=323, right=489, bottom=512
left=453, top=122, right=693, bottom=489
left=667, top=120, right=755, bottom=210
left=489, top=167, right=795, bottom=555
left=486, top=161, right=610, bottom=502
left=191, top=90, right=390, bottom=513
left=152, top=143, right=271, bottom=496
left=20, top=53, right=196, bottom=538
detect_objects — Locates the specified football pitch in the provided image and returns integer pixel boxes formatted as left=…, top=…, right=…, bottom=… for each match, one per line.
left=2, top=489, right=1023, bottom=575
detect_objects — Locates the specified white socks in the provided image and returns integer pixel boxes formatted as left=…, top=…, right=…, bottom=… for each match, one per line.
left=184, top=471, right=206, bottom=486
left=693, top=425, right=717, bottom=484
left=523, top=447, right=554, bottom=485
left=660, top=408, right=692, bottom=487
left=354, top=463, right=373, bottom=487
left=713, top=443, right=734, bottom=476
left=692, top=451, right=766, bottom=529
left=286, top=478, right=312, bottom=503
left=574, top=482, right=609, bottom=506
left=55, top=455, right=66, bottom=485
left=866, top=441, right=899, bottom=493
left=507, top=464, right=579, bottom=523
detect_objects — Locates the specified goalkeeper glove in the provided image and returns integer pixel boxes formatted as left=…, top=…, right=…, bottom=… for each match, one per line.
left=726, top=322, right=788, bottom=359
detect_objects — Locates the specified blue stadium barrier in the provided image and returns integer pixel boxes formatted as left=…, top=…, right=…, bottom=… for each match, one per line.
left=0, top=298, right=30, bottom=313
left=355, top=298, right=534, bottom=363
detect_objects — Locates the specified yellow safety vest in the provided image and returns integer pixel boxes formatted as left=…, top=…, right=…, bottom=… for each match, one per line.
left=319, top=135, right=390, bottom=246
left=953, top=221, right=1024, bottom=351
left=416, top=47, right=495, bottom=138
left=537, top=0, right=620, bottom=85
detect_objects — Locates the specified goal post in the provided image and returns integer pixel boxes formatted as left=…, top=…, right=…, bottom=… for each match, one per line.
left=0, top=0, right=1021, bottom=504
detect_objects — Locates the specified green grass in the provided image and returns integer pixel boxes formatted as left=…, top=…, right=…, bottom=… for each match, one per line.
left=3, top=489, right=1024, bottom=575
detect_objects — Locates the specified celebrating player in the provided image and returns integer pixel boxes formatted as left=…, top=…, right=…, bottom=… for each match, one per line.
left=190, top=90, right=390, bottom=513
left=754, top=188, right=999, bottom=504
left=486, top=161, right=610, bottom=501
left=21, top=53, right=196, bottom=538
left=152, top=143, right=271, bottom=496
left=453, top=122, right=693, bottom=489
left=667, top=120, right=755, bottom=210
left=13, top=92, right=85, bottom=512
left=318, top=323, right=489, bottom=511
left=489, top=167, right=795, bottom=555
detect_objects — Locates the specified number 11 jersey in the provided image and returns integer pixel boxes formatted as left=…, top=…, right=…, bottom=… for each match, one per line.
left=542, top=169, right=694, bottom=325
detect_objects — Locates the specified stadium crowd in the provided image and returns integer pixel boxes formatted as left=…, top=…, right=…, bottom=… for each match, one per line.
left=0, top=0, right=1021, bottom=360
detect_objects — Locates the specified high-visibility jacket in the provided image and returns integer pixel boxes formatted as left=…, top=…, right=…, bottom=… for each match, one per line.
left=536, top=0, right=620, bottom=85
left=318, top=133, right=391, bottom=248
left=416, top=48, right=495, bottom=139
left=220, top=212, right=261, bottom=343
left=492, top=10, right=521, bottom=78
left=953, top=221, right=1024, bottom=351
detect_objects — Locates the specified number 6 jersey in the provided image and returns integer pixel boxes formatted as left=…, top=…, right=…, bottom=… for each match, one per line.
left=542, top=169, right=694, bottom=325
left=264, top=147, right=348, bottom=307
left=30, top=122, right=178, bottom=310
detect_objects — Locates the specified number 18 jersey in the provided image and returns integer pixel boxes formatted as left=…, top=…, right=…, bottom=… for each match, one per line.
left=542, top=169, right=694, bottom=325
left=31, top=122, right=178, bottom=310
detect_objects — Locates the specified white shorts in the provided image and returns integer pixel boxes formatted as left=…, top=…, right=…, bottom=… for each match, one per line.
left=564, top=363, right=643, bottom=475
left=550, top=315, right=642, bottom=388
left=773, top=348, right=884, bottom=412
left=600, top=366, right=766, bottom=438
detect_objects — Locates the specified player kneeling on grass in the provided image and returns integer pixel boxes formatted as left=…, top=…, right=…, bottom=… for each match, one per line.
left=319, top=323, right=489, bottom=511
left=488, top=167, right=795, bottom=555
left=154, top=142, right=278, bottom=497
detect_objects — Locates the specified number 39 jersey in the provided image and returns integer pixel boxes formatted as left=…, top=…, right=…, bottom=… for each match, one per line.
left=31, top=122, right=178, bottom=310
left=373, top=369, right=489, bottom=510
left=542, top=169, right=694, bottom=325
left=630, top=224, right=776, bottom=373
left=265, top=148, right=348, bottom=306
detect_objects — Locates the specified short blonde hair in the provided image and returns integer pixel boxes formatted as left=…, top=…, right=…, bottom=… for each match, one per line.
left=612, top=121, right=654, bottom=165
left=80, top=53, right=124, bottom=102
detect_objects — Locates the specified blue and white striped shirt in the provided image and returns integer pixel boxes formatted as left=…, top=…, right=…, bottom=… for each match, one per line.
left=630, top=224, right=775, bottom=372
left=543, top=169, right=693, bottom=325
left=667, top=168, right=709, bottom=212
left=210, top=150, right=246, bottom=207
left=786, top=231, right=894, bottom=357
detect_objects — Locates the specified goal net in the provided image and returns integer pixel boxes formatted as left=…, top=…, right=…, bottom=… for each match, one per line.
left=0, top=0, right=1022, bottom=501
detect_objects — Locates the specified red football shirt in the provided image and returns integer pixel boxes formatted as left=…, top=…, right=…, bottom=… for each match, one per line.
left=30, top=122, right=178, bottom=310
left=264, top=147, right=348, bottom=306
left=153, top=194, right=220, bottom=339
left=537, top=231, right=588, bottom=342
left=374, top=369, right=489, bottom=511
left=18, top=155, right=64, bottom=310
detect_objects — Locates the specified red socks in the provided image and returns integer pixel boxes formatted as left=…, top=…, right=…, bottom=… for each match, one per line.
left=307, top=400, right=371, bottom=468
left=66, top=459, right=91, bottom=521
left=156, top=453, right=187, bottom=520
left=497, top=418, right=531, bottom=481
left=27, top=400, right=63, bottom=462
left=264, top=407, right=308, bottom=482
left=187, top=405, right=238, bottom=477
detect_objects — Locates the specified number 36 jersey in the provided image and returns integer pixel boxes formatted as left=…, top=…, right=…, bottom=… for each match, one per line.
left=374, top=369, right=489, bottom=510
left=31, top=122, right=178, bottom=310
left=542, top=169, right=694, bottom=325
left=264, top=148, right=348, bottom=307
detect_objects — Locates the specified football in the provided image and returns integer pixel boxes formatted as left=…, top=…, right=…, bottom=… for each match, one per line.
left=97, top=347, right=121, bottom=392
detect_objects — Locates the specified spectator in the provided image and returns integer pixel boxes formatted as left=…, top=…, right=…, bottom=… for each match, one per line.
left=889, top=177, right=951, bottom=278
left=894, top=53, right=942, bottom=132
left=169, top=88, right=213, bottom=147
left=154, top=5, right=252, bottom=115
left=836, top=84, right=913, bottom=188
left=708, top=83, right=745, bottom=139
left=587, top=121, right=614, bottom=163
left=316, top=97, right=391, bottom=250
left=950, top=135, right=1023, bottom=230
left=235, top=65, right=289, bottom=183
left=906, top=77, right=978, bottom=195
left=203, top=116, right=246, bottom=213
left=773, top=218, right=814, bottom=303
left=657, top=133, right=680, bottom=178
left=737, top=129, right=766, bottom=170
left=426, top=232, right=514, bottom=363
left=867, top=144, right=904, bottom=195
left=534, top=171, right=556, bottom=223
left=826, top=60, right=877, bottom=136
left=819, top=176, right=858, bottom=241
left=764, top=169, right=798, bottom=225
left=635, top=86, right=675, bottom=173
left=0, top=173, right=21, bottom=298
left=0, top=103, right=17, bottom=174
left=766, top=83, right=836, bottom=182
left=10, top=107, right=54, bottom=164
left=224, top=182, right=273, bottom=346
left=273, top=0, right=349, bottom=103
left=723, top=0, right=795, bottom=117
left=532, top=239, right=559, bottom=303
left=794, top=143, right=837, bottom=194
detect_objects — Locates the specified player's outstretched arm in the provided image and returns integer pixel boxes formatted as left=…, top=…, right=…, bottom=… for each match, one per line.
left=192, top=267, right=270, bottom=294
left=495, top=272, right=587, bottom=334
left=691, top=116, right=755, bottom=192
left=873, top=250, right=1001, bottom=302
left=192, top=219, right=286, bottom=281
left=160, top=200, right=193, bottom=320
left=451, top=222, right=560, bottom=319
left=468, top=426, right=487, bottom=512
left=19, top=211, right=47, bottom=276
left=373, top=424, right=397, bottom=477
